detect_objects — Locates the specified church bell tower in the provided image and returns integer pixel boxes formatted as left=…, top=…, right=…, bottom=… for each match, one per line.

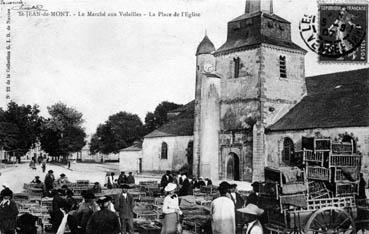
left=211, top=0, right=306, bottom=181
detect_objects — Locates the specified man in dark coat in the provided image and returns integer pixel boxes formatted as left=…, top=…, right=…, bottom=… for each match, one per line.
left=117, top=172, right=127, bottom=187
left=126, top=172, right=135, bottom=184
left=51, top=189, right=67, bottom=232
left=86, top=196, right=120, bottom=234
left=44, top=170, right=55, bottom=196
left=160, top=170, right=173, bottom=189
left=114, top=184, right=134, bottom=234
left=16, top=212, right=38, bottom=234
left=77, top=191, right=99, bottom=234
left=178, top=173, right=193, bottom=196
left=229, top=184, right=245, bottom=233
left=0, top=188, right=18, bottom=234
left=359, top=173, right=367, bottom=199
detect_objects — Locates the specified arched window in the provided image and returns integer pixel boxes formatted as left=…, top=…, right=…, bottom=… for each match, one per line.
left=161, top=142, right=168, bottom=159
left=282, top=137, right=294, bottom=165
left=233, top=57, right=240, bottom=78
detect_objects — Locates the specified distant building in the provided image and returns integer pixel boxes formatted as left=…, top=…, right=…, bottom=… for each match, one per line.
left=119, top=141, right=143, bottom=173
left=142, top=102, right=194, bottom=173
left=72, top=144, right=119, bottom=163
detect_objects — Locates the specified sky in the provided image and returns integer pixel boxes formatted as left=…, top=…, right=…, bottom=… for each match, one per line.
left=1, top=0, right=369, bottom=135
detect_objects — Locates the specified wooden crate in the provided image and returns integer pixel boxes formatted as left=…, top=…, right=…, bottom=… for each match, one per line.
left=306, top=196, right=355, bottom=210
left=330, top=154, right=361, bottom=167
left=135, top=210, right=159, bottom=220
left=335, top=182, right=359, bottom=197
left=306, top=166, right=330, bottom=181
left=332, top=142, right=353, bottom=154
left=303, top=149, right=323, bottom=166
left=334, top=167, right=359, bottom=182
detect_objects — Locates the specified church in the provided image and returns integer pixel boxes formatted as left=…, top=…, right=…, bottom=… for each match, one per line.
left=137, top=0, right=369, bottom=183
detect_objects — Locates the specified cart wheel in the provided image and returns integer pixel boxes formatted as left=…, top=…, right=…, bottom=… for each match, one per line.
left=305, top=207, right=356, bottom=234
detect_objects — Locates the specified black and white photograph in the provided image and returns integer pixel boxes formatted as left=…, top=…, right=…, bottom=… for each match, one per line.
left=0, top=0, right=369, bottom=233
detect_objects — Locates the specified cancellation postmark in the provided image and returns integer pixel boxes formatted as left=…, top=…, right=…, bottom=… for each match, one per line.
left=299, top=0, right=368, bottom=62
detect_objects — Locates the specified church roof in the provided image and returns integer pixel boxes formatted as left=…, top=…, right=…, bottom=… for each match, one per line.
left=144, top=101, right=194, bottom=138
left=120, top=141, right=142, bottom=152
left=268, top=68, right=369, bottom=132
left=215, top=35, right=306, bottom=55
left=214, top=11, right=306, bottom=55
left=196, top=35, right=215, bottom=56
left=230, top=11, right=289, bottom=23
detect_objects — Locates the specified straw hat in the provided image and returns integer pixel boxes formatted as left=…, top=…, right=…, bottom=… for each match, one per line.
left=237, top=204, right=264, bottom=216
left=164, top=183, right=177, bottom=192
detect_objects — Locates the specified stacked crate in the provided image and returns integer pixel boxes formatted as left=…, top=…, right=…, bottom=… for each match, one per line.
left=303, top=138, right=361, bottom=197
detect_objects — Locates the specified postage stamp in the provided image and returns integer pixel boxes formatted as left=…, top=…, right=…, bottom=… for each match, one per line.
left=299, top=1, right=368, bottom=62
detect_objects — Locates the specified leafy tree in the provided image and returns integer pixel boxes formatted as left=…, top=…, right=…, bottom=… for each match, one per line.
left=144, top=101, right=182, bottom=134
left=40, top=102, right=86, bottom=161
left=144, top=112, right=156, bottom=134
left=46, top=102, right=84, bottom=131
left=0, top=102, right=44, bottom=162
left=90, top=123, right=116, bottom=155
left=90, top=112, right=144, bottom=154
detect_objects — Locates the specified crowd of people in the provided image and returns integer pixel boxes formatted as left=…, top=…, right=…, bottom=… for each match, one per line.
left=159, top=179, right=264, bottom=234
left=0, top=166, right=265, bottom=234
left=0, top=181, right=137, bottom=234
left=160, top=170, right=212, bottom=196
left=29, top=156, right=48, bottom=172
left=105, top=171, right=136, bottom=189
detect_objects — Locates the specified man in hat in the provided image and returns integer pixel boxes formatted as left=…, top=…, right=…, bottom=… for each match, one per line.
left=56, top=173, right=70, bottom=187
left=115, top=184, right=134, bottom=234
left=1, top=184, right=13, bottom=200
left=126, top=172, right=135, bottom=184
left=86, top=196, right=120, bottom=234
left=16, top=212, right=38, bottom=234
left=246, top=182, right=260, bottom=206
left=160, top=170, right=173, bottom=189
left=211, top=181, right=235, bottom=234
left=117, top=172, right=127, bottom=187
left=0, top=188, right=18, bottom=234
left=31, top=176, right=42, bottom=184
left=51, top=189, right=67, bottom=232
left=44, top=170, right=55, bottom=196
left=194, top=177, right=206, bottom=189
left=237, top=204, right=264, bottom=234
left=77, top=191, right=99, bottom=234
left=178, top=173, right=193, bottom=196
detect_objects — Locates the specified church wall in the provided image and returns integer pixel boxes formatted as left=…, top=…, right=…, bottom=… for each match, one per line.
left=265, top=126, right=369, bottom=182
left=260, top=45, right=306, bottom=127
left=217, top=48, right=261, bottom=101
left=216, top=49, right=262, bottom=131
left=142, top=136, right=193, bottom=172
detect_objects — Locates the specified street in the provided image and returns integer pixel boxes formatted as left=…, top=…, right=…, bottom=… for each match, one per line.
left=0, top=161, right=160, bottom=193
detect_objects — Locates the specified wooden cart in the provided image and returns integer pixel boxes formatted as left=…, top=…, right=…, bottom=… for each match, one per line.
left=261, top=138, right=369, bottom=234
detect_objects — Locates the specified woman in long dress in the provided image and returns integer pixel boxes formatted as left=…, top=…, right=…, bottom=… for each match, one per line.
left=161, top=183, right=182, bottom=234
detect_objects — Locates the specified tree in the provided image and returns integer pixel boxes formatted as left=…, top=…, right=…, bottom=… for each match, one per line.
left=144, top=101, right=182, bottom=134
left=40, top=102, right=86, bottom=162
left=90, top=112, right=144, bottom=155
left=0, top=102, right=44, bottom=162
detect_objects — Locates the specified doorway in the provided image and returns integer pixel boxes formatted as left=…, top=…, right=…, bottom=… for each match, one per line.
left=226, top=153, right=240, bottom=181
